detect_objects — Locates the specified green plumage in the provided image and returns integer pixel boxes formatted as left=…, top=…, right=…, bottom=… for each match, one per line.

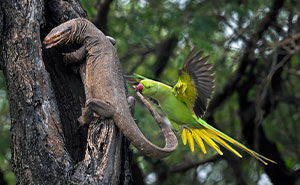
left=133, top=48, right=276, bottom=165
left=173, top=48, right=214, bottom=118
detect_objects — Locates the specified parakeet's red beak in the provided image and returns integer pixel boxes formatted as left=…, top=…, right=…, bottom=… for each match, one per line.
left=136, top=83, right=144, bottom=92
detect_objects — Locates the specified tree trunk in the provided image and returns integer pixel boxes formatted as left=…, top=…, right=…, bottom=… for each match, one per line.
left=0, top=0, right=132, bottom=184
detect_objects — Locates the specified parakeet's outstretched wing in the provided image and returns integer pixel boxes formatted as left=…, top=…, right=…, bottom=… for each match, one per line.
left=173, top=48, right=214, bottom=118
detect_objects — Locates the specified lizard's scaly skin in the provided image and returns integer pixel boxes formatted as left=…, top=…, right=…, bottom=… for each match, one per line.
left=44, top=18, right=177, bottom=158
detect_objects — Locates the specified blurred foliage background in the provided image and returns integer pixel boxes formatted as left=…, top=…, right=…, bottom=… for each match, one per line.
left=0, top=71, right=14, bottom=185
left=1, top=0, right=300, bottom=184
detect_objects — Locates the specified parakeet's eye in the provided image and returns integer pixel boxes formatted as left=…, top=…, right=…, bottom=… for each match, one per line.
left=148, top=86, right=152, bottom=89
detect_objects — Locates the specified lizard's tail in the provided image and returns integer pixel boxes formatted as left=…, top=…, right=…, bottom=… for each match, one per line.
left=114, top=107, right=178, bottom=158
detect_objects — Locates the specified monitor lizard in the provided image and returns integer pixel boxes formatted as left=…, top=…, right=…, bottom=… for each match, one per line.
left=43, top=18, right=177, bottom=158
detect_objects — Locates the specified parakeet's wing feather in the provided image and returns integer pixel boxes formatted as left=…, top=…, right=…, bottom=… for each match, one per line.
left=173, top=48, right=215, bottom=118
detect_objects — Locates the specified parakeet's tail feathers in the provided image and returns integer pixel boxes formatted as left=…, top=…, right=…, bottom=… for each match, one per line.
left=174, top=47, right=215, bottom=118
left=197, top=119, right=277, bottom=165
left=181, top=120, right=276, bottom=165
left=182, top=127, right=242, bottom=157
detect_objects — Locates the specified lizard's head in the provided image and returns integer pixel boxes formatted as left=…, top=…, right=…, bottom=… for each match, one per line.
left=136, top=79, right=159, bottom=97
left=43, top=24, right=72, bottom=49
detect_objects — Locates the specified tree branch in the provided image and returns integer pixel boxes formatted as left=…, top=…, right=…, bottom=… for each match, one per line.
left=93, top=0, right=114, bottom=34
left=238, top=38, right=296, bottom=185
left=207, top=0, right=285, bottom=117
left=128, top=49, right=153, bottom=74
left=2, top=1, right=75, bottom=183
left=1, top=0, right=133, bottom=184
left=45, top=0, right=87, bottom=26
left=44, top=0, right=89, bottom=164
left=170, top=155, right=221, bottom=173
left=273, top=94, right=300, bottom=105
left=206, top=0, right=292, bottom=184
left=153, top=36, right=178, bottom=77
left=43, top=4, right=134, bottom=184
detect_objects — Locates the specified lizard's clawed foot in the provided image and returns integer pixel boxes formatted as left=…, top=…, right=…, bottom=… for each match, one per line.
left=127, top=96, right=135, bottom=116
left=77, top=116, right=88, bottom=127
left=86, top=98, right=115, bottom=118
left=106, top=36, right=116, bottom=46
left=77, top=98, right=115, bottom=126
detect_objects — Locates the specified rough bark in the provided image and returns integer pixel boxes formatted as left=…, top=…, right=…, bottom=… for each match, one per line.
left=2, top=0, right=72, bottom=183
left=0, top=0, right=132, bottom=184
left=0, top=3, right=4, bottom=69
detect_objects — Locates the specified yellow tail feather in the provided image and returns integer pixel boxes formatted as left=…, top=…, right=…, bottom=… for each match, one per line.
left=181, top=128, right=195, bottom=152
left=195, top=129, right=223, bottom=155
left=182, top=128, right=187, bottom=145
left=214, top=129, right=276, bottom=165
left=181, top=127, right=276, bottom=165
left=192, top=130, right=206, bottom=154
left=205, top=129, right=242, bottom=158
left=187, top=132, right=195, bottom=152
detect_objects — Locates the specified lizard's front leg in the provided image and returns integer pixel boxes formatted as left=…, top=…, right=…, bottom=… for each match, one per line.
left=62, top=45, right=86, bottom=64
left=78, top=96, right=135, bottom=126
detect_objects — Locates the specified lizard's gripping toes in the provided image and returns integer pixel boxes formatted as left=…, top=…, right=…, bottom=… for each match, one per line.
left=78, top=98, right=115, bottom=126
left=127, top=96, right=135, bottom=116
left=78, top=96, right=136, bottom=126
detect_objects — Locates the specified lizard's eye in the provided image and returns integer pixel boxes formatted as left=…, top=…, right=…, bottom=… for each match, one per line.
left=56, top=34, right=61, bottom=38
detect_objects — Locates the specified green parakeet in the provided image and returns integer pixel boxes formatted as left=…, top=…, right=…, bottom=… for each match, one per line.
left=134, top=48, right=275, bottom=165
